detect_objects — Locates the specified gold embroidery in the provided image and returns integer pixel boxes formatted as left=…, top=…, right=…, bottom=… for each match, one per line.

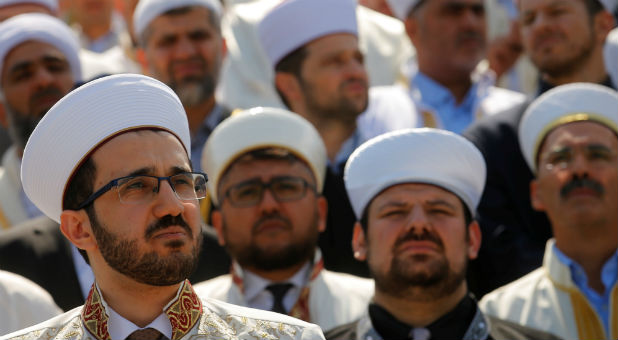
left=165, top=280, right=202, bottom=340
left=81, top=286, right=110, bottom=340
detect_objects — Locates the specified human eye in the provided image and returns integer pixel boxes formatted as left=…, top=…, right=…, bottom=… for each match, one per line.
left=118, top=176, right=154, bottom=201
left=171, top=173, right=193, bottom=187
left=587, top=146, right=613, bottom=162
left=545, top=149, right=571, bottom=167
left=230, top=182, right=261, bottom=202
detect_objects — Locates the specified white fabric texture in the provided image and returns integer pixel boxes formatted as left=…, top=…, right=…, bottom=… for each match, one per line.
left=518, top=83, right=618, bottom=172
left=604, top=28, right=618, bottom=90
left=202, top=107, right=327, bottom=206
left=0, top=13, right=81, bottom=83
left=385, top=0, right=421, bottom=20
left=0, top=0, right=57, bottom=12
left=133, top=0, right=222, bottom=38
left=0, top=270, right=62, bottom=335
left=21, top=74, right=190, bottom=223
left=344, top=128, right=486, bottom=218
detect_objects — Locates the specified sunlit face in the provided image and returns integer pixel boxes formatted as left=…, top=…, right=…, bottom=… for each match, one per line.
left=87, top=130, right=202, bottom=286
left=296, top=33, right=369, bottom=124
left=143, top=6, right=224, bottom=108
left=213, top=158, right=327, bottom=272
left=1, top=41, right=74, bottom=149
left=518, top=0, right=598, bottom=78
left=532, top=121, right=618, bottom=230
left=355, top=183, right=480, bottom=301
left=407, top=0, right=486, bottom=76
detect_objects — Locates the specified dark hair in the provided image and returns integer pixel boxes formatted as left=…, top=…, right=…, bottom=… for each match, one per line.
left=139, top=5, right=221, bottom=47
left=583, top=0, right=605, bottom=17
left=62, top=157, right=97, bottom=264
left=274, top=45, right=308, bottom=108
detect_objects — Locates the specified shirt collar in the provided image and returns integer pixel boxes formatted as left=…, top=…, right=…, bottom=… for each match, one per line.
left=240, top=260, right=311, bottom=303
left=329, top=129, right=363, bottom=174
left=412, top=71, right=479, bottom=110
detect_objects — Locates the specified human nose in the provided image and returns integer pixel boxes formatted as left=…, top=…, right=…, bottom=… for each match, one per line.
left=404, top=205, right=430, bottom=233
left=173, top=36, right=198, bottom=58
left=152, top=178, right=184, bottom=217
left=33, top=67, right=55, bottom=88
left=258, top=185, right=280, bottom=212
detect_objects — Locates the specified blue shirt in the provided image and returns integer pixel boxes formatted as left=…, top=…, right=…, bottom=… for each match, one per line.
left=410, top=71, right=480, bottom=134
left=191, top=104, right=224, bottom=173
left=553, top=244, right=618, bottom=335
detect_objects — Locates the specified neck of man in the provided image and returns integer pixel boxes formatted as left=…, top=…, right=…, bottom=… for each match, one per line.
left=554, top=216, right=618, bottom=294
left=418, top=61, right=474, bottom=104
left=245, top=260, right=308, bottom=282
left=542, top=50, right=608, bottom=87
left=95, top=265, right=182, bottom=328
left=184, top=96, right=215, bottom=137
left=372, top=281, right=468, bottom=327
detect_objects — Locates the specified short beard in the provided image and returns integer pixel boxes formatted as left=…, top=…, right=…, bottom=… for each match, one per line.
left=222, top=210, right=320, bottom=271
left=534, top=26, right=596, bottom=79
left=370, top=229, right=468, bottom=302
left=168, top=57, right=219, bottom=108
left=301, top=78, right=368, bottom=125
left=89, top=210, right=201, bottom=286
left=4, top=105, right=45, bottom=150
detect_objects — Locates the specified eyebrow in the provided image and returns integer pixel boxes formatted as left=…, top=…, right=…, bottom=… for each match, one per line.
left=425, top=199, right=458, bottom=210
left=124, top=165, right=190, bottom=178
left=7, top=55, right=67, bottom=74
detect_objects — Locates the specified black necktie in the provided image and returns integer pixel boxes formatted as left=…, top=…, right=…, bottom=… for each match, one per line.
left=125, top=327, right=168, bottom=340
left=266, top=283, right=293, bottom=314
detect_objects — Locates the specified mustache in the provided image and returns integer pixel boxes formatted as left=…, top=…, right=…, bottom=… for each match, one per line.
left=252, top=213, right=292, bottom=233
left=145, top=215, right=193, bottom=239
left=393, top=228, right=444, bottom=253
left=29, top=86, right=64, bottom=107
left=560, top=177, right=604, bottom=198
left=456, top=31, right=484, bottom=45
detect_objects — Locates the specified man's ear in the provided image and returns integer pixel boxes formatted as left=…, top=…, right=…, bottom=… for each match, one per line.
left=467, top=221, right=482, bottom=260
left=593, top=10, right=615, bottom=44
left=274, top=72, right=303, bottom=105
left=530, top=179, right=546, bottom=212
left=352, top=222, right=368, bottom=261
left=211, top=210, right=226, bottom=246
left=316, top=196, right=328, bottom=233
left=0, top=102, right=7, bottom=128
left=404, top=16, right=419, bottom=45
left=60, top=209, right=97, bottom=253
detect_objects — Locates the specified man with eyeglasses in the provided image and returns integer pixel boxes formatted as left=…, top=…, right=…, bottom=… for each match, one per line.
left=193, top=107, right=373, bottom=332
left=3, top=74, right=324, bottom=340
left=479, top=83, right=618, bottom=339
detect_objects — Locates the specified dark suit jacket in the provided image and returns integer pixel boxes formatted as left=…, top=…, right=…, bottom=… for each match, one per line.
left=0, top=216, right=230, bottom=311
left=462, top=102, right=552, bottom=298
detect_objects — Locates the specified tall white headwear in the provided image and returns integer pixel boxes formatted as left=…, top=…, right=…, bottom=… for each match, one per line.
left=0, top=13, right=81, bottom=84
left=519, top=82, right=618, bottom=173
left=133, top=0, right=222, bottom=39
left=202, top=107, right=327, bottom=206
left=258, top=0, right=358, bottom=68
left=385, top=0, right=422, bottom=20
left=344, top=128, right=486, bottom=219
left=21, top=74, right=190, bottom=223
left=599, top=0, right=618, bottom=13
left=0, top=0, right=58, bottom=12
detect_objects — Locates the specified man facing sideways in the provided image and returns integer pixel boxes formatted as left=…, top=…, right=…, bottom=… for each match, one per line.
left=462, top=0, right=616, bottom=297
left=386, top=0, right=526, bottom=133
left=1, top=74, right=324, bottom=340
left=480, top=83, right=618, bottom=340
left=134, top=0, right=229, bottom=172
left=258, top=0, right=417, bottom=278
left=194, top=107, right=373, bottom=332
left=325, top=128, right=559, bottom=340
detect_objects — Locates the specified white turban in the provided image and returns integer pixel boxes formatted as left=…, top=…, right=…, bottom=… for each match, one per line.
left=258, top=0, right=358, bottom=68
left=0, top=13, right=81, bottom=84
left=599, top=0, right=617, bottom=13
left=385, top=0, right=422, bottom=20
left=21, top=74, right=190, bottom=223
left=344, top=128, right=486, bottom=219
left=519, top=82, right=618, bottom=173
left=133, top=0, right=222, bottom=39
left=0, top=0, right=58, bottom=12
left=202, top=107, right=327, bottom=206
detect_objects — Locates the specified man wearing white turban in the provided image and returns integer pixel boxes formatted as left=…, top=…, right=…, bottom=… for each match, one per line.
left=2, top=74, right=325, bottom=340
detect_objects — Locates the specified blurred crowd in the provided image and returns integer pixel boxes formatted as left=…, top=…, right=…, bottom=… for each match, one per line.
left=0, top=0, right=616, bottom=339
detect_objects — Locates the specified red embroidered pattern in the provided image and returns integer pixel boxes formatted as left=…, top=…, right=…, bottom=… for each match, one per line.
left=166, top=280, right=203, bottom=340
left=81, top=285, right=111, bottom=340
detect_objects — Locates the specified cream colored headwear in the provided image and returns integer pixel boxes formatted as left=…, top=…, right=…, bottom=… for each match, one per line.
left=202, top=107, right=327, bottom=206
left=344, top=128, right=486, bottom=219
left=258, top=0, right=358, bottom=68
left=518, top=82, right=618, bottom=173
left=385, top=0, right=422, bottom=20
left=0, top=0, right=58, bottom=12
left=21, top=74, right=190, bottom=223
left=133, top=0, right=222, bottom=39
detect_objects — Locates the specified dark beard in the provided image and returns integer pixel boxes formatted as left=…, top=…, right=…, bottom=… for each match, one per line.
left=222, top=211, right=320, bottom=271
left=89, top=211, right=201, bottom=286
left=168, top=57, right=219, bottom=108
left=301, top=78, right=368, bottom=125
left=535, top=27, right=596, bottom=79
left=370, top=229, right=468, bottom=302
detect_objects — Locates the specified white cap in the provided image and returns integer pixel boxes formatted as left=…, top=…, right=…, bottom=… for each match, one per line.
left=133, top=0, right=222, bottom=39
left=600, top=0, right=618, bottom=13
left=385, top=0, right=421, bottom=20
left=0, top=0, right=58, bottom=12
left=21, top=74, right=190, bottom=223
left=344, top=128, right=486, bottom=219
left=258, top=0, right=358, bottom=68
left=519, top=82, right=618, bottom=173
left=0, top=13, right=81, bottom=83
left=202, top=107, right=327, bottom=206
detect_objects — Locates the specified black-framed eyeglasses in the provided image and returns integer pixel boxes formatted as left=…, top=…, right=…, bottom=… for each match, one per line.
left=221, top=176, right=316, bottom=207
left=77, top=172, right=208, bottom=209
